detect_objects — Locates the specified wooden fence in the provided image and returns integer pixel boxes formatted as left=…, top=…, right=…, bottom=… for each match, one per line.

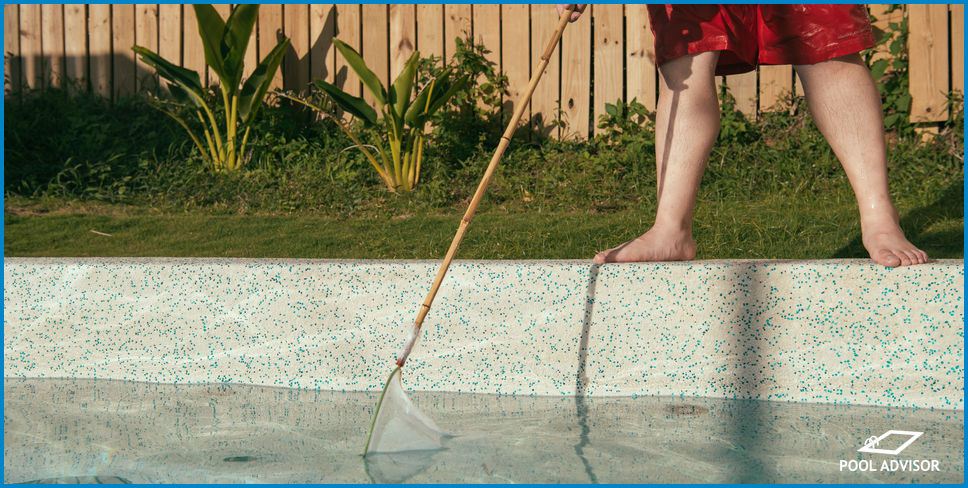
left=4, top=4, right=963, bottom=139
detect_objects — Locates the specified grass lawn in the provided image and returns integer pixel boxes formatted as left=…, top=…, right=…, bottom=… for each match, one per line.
left=5, top=87, right=962, bottom=261
left=5, top=189, right=961, bottom=260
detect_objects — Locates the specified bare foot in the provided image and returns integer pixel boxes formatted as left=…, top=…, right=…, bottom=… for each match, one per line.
left=593, top=227, right=697, bottom=263
left=861, top=220, right=928, bottom=268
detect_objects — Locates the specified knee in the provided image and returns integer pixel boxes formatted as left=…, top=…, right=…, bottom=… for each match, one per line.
left=659, top=51, right=721, bottom=91
left=794, top=53, right=866, bottom=78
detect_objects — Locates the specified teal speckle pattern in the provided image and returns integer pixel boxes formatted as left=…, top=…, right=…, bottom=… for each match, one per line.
left=3, top=258, right=963, bottom=410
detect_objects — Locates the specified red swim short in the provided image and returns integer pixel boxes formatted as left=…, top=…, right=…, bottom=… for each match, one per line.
left=647, top=4, right=876, bottom=75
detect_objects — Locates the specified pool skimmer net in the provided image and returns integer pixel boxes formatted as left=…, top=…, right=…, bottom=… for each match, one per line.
left=360, top=5, right=576, bottom=457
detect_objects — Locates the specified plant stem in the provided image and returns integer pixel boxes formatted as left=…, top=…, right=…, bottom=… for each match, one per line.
left=227, top=94, right=239, bottom=170
left=195, top=110, right=221, bottom=170
left=414, top=132, right=425, bottom=187
left=198, top=98, right=226, bottom=169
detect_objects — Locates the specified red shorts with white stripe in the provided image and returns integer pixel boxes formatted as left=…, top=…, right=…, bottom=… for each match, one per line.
left=647, top=4, right=876, bottom=75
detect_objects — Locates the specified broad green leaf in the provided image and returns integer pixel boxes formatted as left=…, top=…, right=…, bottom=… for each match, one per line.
left=239, top=38, right=290, bottom=124
left=390, top=51, right=419, bottom=119
left=193, top=5, right=229, bottom=85
left=605, top=103, right=618, bottom=117
left=333, top=38, right=386, bottom=106
left=404, top=78, right=437, bottom=125
left=167, top=83, right=194, bottom=106
left=869, top=59, right=889, bottom=80
left=132, top=45, right=205, bottom=107
left=223, top=5, right=259, bottom=90
left=314, top=80, right=379, bottom=126
left=424, top=74, right=469, bottom=116
left=897, top=93, right=911, bottom=110
left=404, top=67, right=455, bottom=125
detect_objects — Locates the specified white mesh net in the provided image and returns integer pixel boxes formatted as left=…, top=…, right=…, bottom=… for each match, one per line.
left=364, top=367, right=449, bottom=455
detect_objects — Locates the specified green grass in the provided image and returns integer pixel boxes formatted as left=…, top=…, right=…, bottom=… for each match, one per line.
left=6, top=190, right=961, bottom=259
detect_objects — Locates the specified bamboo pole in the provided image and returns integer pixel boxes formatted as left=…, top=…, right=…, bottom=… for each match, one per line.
left=395, top=5, right=576, bottom=367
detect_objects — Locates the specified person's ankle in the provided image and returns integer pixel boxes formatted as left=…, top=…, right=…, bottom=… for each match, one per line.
left=650, top=218, right=693, bottom=237
left=858, top=203, right=901, bottom=229
left=859, top=212, right=903, bottom=238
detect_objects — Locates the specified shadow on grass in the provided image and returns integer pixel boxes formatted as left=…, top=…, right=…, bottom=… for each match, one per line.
left=831, top=179, right=964, bottom=259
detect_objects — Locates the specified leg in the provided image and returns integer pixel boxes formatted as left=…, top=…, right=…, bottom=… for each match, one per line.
left=594, top=51, right=721, bottom=263
left=794, top=54, right=928, bottom=267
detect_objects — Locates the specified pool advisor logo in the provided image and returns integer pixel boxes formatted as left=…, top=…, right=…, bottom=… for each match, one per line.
left=840, top=429, right=941, bottom=473
left=857, top=430, right=922, bottom=455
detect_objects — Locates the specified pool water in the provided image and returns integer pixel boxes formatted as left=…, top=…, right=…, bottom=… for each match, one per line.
left=4, top=378, right=963, bottom=483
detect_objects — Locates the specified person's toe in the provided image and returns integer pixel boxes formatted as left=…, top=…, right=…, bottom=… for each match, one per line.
left=593, top=251, right=607, bottom=264
left=874, top=249, right=902, bottom=268
left=904, top=249, right=923, bottom=265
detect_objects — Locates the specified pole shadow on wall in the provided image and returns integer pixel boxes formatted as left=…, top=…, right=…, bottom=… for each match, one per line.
left=573, top=263, right=600, bottom=483
left=721, top=262, right=777, bottom=483
left=571, top=261, right=782, bottom=482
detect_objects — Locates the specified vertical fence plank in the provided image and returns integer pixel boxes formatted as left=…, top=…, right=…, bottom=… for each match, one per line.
left=4, top=4, right=21, bottom=94
left=471, top=4, right=501, bottom=113
left=88, top=4, right=111, bottom=97
left=725, top=71, right=757, bottom=118
left=361, top=4, right=388, bottom=108
left=258, top=4, right=284, bottom=91
left=471, top=4, right=500, bottom=68
left=560, top=5, right=590, bottom=139
left=593, top=4, right=623, bottom=135
left=41, top=4, right=65, bottom=88
left=157, top=4, right=180, bottom=95
left=334, top=4, right=361, bottom=96
left=501, top=4, right=530, bottom=124
left=389, top=4, right=416, bottom=80
left=625, top=4, right=656, bottom=112
left=444, top=4, right=471, bottom=61
left=950, top=4, right=963, bottom=94
left=310, top=4, right=336, bottom=83
left=530, top=4, right=560, bottom=137
left=135, top=4, right=158, bottom=92
left=416, top=4, right=444, bottom=62
left=284, top=4, right=310, bottom=91
left=909, top=4, right=949, bottom=122
left=19, top=4, right=42, bottom=90
left=158, top=4, right=180, bottom=65
left=64, top=4, right=87, bottom=92
left=183, top=5, right=207, bottom=87
left=758, top=65, right=792, bottom=112
left=113, top=4, right=136, bottom=98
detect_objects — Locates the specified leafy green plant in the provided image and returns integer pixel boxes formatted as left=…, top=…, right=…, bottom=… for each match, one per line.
left=133, top=4, right=290, bottom=171
left=595, top=97, right=654, bottom=146
left=716, top=85, right=758, bottom=144
left=278, top=39, right=468, bottom=192
left=417, top=35, right=507, bottom=115
left=865, top=5, right=913, bottom=135
left=415, top=34, right=510, bottom=172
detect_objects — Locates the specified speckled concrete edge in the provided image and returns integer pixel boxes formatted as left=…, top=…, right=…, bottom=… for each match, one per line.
left=3, top=258, right=963, bottom=410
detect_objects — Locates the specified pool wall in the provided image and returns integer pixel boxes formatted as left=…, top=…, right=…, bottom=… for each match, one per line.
left=3, top=258, right=963, bottom=409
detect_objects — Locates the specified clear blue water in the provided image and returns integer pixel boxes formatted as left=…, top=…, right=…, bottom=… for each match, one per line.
left=4, top=378, right=963, bottom=483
